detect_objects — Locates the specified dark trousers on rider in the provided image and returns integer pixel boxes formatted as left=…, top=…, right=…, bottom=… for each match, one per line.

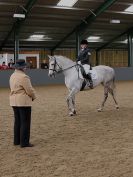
left=85, top=72, right=93, bottom=89
left=12, top=106, right=31, bottom=147
left=82, top=64, right=93, bottom=89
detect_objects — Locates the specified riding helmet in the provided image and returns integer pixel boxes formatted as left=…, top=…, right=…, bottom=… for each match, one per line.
left=80, top=39, right=88, bottom=45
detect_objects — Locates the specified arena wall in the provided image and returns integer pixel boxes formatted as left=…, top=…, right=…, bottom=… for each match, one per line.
left=0, top=67, right=133, bottom=87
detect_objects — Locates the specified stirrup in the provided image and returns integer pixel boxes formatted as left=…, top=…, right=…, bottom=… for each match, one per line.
left=89, top=81, right=93, bottom=89
left=86, top=80, right=93, bottom=89
left=89, top=84, right=93, bottom=89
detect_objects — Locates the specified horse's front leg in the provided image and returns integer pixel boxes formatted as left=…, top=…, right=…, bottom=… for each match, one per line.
left=72, top=95, right=76, bottom=114
left=67, top=89, right=77, bottom=116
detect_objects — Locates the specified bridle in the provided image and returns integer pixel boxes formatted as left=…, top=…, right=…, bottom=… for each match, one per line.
left=49, top=57, right=62, bottom=73
left=49, top=56, right=77, bottom=74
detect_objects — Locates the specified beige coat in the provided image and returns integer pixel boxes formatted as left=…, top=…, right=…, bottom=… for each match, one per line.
left=9, top=69, right=36, bottom=106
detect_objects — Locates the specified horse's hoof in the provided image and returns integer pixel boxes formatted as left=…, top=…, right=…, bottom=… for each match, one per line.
left=73, top=110, right=76, bottom=114
left=69, top=112, right=74, bottom=116
left=97, top=108, right=103, bottom=112
left=115, top=105, right=119, bottom=110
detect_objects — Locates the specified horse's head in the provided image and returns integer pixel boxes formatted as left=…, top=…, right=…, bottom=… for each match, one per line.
left=48, top=55, right=62, bottom=77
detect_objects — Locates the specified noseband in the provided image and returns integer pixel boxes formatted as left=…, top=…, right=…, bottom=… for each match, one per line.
left=49, top=57, right=62, bottom=73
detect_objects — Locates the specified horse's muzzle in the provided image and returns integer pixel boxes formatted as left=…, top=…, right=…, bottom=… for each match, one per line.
left=48, top=73, right=55, bottom=78
left=48, top=73, right=52, bottom=77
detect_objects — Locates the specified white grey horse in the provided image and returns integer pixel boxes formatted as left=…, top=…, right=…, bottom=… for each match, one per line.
left=48, top=55, right=119, bottom=116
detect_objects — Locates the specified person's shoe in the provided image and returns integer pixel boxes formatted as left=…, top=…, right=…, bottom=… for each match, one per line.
left=21, top=143, right=34, bottom=148
left=14, top=143, right=20, bottom=146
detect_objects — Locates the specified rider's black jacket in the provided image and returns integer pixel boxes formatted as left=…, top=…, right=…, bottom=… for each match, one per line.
left=77, top=47, right=91, bottom=65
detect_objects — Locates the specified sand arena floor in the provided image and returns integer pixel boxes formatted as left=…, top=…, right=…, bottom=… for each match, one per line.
left=0, top=81, right=133, bottom=177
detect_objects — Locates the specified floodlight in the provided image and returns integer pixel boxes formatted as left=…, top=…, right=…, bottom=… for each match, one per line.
left=125, top=5, right=133, bottom=13
left=110, top=19, right=120, bottom=24
left=13, top=14, right=25, bottom=19
left=57, top=0, right=78, bottom=7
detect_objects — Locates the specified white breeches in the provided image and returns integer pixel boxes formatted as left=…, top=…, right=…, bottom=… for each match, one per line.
left=83, top=64, right=91, bottom=74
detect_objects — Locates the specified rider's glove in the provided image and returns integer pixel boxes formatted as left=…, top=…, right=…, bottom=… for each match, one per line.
left=77, top=61, right=81, bottom=65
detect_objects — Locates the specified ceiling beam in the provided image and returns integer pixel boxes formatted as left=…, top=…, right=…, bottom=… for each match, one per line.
left=81, top=0, right=132, bottom=6
left=0, top=0, right=131, bottom=6
left=51, top=0, right=117, bottom=51
left=79, top=0, right=118, bottom=36
left=0, top=0, right=37, bottom=50
left=96, top=26, right=133, bottom=51
left=0, top=2, right=21, bottom=6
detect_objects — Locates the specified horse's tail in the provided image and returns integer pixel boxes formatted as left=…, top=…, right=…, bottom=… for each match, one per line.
left=112, top=76, right=116, bottom=91
left=110, top=69, right=116, bottom=89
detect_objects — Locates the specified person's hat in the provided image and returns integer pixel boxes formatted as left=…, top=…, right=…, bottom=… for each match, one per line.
left=13, top=59, right=29, bottom=69
left=80, top=39, right=88, bottom=45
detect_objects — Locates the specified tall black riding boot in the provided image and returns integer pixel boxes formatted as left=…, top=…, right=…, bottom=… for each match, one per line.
left=86, top=73, right=93, bottom=89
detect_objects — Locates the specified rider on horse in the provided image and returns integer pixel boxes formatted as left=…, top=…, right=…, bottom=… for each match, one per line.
left=77, top=39, right=93, bottom=89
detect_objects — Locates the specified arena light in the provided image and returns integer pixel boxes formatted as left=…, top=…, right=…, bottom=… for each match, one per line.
left=30, top=34, right=44, bottom=39
left=13, top=13, right=25, bottom=19
left=57, top=0, right=78, bottom=7
left=87, top=36, right=100, bottom=40
left=110, top=19, right=120, bottom=24
left=122, top=39, right=127, bottom=44
left=123, top=39, right=133, bottom=44
left=125, top=5, right=133, bottom=13
left=87, top=36, right=102, bottom=42
left=27, top=34, right=52, bottom=41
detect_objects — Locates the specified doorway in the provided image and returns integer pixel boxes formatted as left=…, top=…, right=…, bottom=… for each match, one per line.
left=26, top=57, right=37, bottom=69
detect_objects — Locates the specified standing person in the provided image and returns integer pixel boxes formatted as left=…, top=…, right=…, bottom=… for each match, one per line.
left=77, top=39, right=93, bottom=89
left=41, top=60, right=49, bottom=69
left=8, top=59, right=14, bottom=69
left=9, top=59, right=36, bottom=148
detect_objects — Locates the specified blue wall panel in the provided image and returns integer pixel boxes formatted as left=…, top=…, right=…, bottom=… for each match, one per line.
left=0, top=68, right=133, bottom=87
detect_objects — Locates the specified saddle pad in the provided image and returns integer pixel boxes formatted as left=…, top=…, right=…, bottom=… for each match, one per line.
left=89, top=70, right=97, bottom=80
left=78, top=67, right=97, bottom=81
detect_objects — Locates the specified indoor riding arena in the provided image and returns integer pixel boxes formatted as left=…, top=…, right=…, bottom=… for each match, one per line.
left=0, top=1, right=133, bottom=177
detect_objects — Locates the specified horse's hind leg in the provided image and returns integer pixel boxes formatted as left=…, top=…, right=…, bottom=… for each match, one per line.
left=108, top=84, right=119, bottom=110
left=98, top=84, right=109, bottom=112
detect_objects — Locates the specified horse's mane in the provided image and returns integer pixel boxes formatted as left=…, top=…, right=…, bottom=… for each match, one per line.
left=54, top=55, right=75, bottom=65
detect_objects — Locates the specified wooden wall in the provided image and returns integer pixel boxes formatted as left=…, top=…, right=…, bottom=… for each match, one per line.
left=53, top=49, right=128, bottom=67
left=53, top=49, right=76, bottom=61
left=40, top=49, right=51, bottom=63
left=0, top=48, right=128, bottom=67
left=99, top=49, right=128, bottom=67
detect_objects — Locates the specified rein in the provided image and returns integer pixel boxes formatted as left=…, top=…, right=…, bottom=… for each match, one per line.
left=59, top=64, right=77, bottom=73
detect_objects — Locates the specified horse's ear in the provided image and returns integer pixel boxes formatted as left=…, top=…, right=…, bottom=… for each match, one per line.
left=47, top=55, right=53, bottom=60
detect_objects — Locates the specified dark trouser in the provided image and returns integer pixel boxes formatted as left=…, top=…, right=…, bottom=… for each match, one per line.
left=86, top=73, right=92, bottom=82
left=85, top=73, right=93, bottom=89
left=12, top=107, right=31, bottom=147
